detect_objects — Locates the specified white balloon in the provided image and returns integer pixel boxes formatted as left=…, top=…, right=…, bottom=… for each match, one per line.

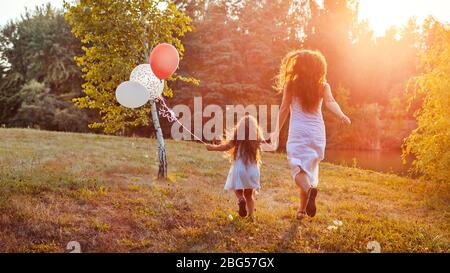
left=115, top=81, right=150, bottom=109
left=130, top=64, right=164, bottom=102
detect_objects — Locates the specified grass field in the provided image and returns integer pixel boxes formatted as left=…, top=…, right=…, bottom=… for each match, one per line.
left=0, top=128, right=448, bottom=253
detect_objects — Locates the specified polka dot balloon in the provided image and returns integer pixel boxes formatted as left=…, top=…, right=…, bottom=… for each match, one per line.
left=130, top=64, right=164, bottom=102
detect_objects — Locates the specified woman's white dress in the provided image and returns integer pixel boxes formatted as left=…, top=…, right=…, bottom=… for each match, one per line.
left=224, top=148, right=261, bottom=191
left=287, top=99, right=326, bottom=187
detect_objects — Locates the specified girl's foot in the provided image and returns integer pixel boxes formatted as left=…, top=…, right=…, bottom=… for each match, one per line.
left=305, top=188, right=318, bottom=217
left=238, top=198, right=247, bottom=217
left=248, top=214, right=255, bottom=222
left=297, top=210, right=307, bottom=220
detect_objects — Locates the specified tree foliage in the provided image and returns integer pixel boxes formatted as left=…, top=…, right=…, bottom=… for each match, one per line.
left=403, top=19, right=450, bottom=183
left=178, top=0, right=420, bottom=150
left=1, top=0, right=447, bottom=160
left=65, top=0, right=197, bottom=134
left=0, top=4, right=88, bottom=131
left=176, top=0, right=310, bottom=106
left=9, top=80, right=89, bottom=131
left=305, top=0, right=420, bottom=107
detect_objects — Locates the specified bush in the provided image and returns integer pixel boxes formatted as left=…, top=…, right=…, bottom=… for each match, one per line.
left=403, top=20, right=450, bottom=183
left=10, top=80, right=89, bottom=132
left=324, top=87, right=382, bottom=150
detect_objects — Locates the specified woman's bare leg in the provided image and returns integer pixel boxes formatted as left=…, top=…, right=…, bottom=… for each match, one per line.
left=243, top=189, right=255, bottom=217
left=295, top=171, right=311, bottom=213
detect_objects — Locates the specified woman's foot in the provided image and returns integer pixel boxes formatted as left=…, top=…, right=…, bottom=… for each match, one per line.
left=305, top=188, right=318, bottom=217
left=297, top=210, right=307, bottom=220
left=238, top=198, right=247, bottom=217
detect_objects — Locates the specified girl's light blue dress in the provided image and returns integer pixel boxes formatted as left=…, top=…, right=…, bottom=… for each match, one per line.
left=224, top=148, right=261, bottom=191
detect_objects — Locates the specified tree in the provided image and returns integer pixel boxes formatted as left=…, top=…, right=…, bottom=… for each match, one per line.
left=235, top=0, right=308, bottom=96
left=9, top=79, right=89, bottom=131
left=179, top=0, right=310, bottom=106
left=306, top=0, right=360, bottom=96
left=0, top=4, right=88, bottom=130
left=10, top=80, right=56, bottom=128
left=65, top=0, right=196, bottom=179
left=403, top=19, right=450, bottom=183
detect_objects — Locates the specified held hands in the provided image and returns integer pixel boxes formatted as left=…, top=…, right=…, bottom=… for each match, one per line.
left=261, top=132, right=279, bottom=152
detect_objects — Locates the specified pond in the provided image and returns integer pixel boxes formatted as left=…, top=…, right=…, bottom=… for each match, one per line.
left=324, top=149, right=414, bottom=176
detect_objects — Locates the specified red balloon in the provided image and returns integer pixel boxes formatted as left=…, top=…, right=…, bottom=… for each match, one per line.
left=150, top=43, right=180, bottom=80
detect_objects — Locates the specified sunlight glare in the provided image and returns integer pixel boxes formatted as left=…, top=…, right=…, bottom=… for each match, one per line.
left=358, top=0, right=450, bottom=36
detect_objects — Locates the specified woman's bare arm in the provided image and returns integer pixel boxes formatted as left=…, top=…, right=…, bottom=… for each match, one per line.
left=324, top=83, right=351, bottom=124
left=261, top=86, right=292, bottom=152
left=276, top=86, right=292, bottom=137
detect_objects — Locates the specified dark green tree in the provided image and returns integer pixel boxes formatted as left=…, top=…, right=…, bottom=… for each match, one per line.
left=179, top=0, right=310, bottom=106
left=0, top=4, right=88, bottom=130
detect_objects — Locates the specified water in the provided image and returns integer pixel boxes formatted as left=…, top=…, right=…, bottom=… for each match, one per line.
left=324, top=149, right=413, bottom=176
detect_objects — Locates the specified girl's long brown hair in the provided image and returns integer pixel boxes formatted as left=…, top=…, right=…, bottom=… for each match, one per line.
left=228, top=115, right=263, bottom=168
left=276, top=50, right=328, bottom=113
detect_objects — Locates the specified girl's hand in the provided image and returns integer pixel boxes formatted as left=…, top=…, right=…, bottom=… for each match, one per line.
left=261, top=132, right=279, bottom=152
left=206, top=144, right=214, bottom=151
left=270, top=132, right=280, bottom=147
left=341, top=115, right=351, bottom=125
left=261, top=142, right=277, bottom=152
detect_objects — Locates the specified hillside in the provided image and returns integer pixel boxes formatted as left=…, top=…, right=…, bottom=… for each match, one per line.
left=0, top=128, right=448, bottom=253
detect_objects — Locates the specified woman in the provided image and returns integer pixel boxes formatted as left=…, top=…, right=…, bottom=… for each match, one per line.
left=263, top=50, right=351, bottom=220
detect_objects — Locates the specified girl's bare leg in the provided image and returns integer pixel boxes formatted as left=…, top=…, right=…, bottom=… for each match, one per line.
left=235, top=190, right=244, bottom=201
left=294, top=171, right=311, bottom=213
left=244, top=189, right=255, bottom=217
left=235, top=189, right=247, bottom=217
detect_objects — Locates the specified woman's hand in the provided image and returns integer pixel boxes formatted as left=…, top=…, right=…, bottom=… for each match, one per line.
left=341, top=115, right=351, bottom=125
left=206, top=144, right=214, bottom=151
left=261, top=132, right=279, bottom=152
left=261, top=142, right=277, bottom=152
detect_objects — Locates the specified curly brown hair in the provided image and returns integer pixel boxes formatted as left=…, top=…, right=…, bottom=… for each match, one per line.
left=275, top=50, right=328, bottom=113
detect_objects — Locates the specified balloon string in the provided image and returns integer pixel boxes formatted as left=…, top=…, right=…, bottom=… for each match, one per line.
left=158, top=98, right=273, bottom=147
left=158, top=98, right=208, bottom=145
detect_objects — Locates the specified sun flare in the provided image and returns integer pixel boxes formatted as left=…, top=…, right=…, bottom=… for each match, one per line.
left=358, top=0, right=450, bottom=36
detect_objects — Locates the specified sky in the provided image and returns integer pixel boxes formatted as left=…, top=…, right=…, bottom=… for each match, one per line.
left=0, top=0, right=449, bottom=36
left=358, top=0, right=450, bottom=36
left=0, top=0, right=65, bottom=25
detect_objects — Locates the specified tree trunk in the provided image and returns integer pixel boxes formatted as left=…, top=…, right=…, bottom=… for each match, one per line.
left=151, top=100, right=167, bottom=179
left=142, top=21, right=166, bottom=179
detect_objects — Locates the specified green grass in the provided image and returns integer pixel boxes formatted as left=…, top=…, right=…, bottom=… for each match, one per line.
left=0, top=128, right=448, bottom=253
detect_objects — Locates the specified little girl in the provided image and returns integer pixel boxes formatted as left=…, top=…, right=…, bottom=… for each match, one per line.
left=206, top=115, right=263, bottom=219
left=264, top=50, right=351, bottom=220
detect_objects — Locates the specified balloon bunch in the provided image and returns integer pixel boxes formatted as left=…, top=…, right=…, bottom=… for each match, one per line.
left=115, top=43, right=179, bottom=109
left=115, top=43, right=207, bottom=144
